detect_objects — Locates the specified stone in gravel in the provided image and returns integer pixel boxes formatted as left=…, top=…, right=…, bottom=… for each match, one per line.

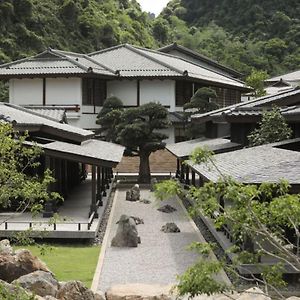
left=157, top=204, right=177, bottom=213
left=111, top=215, right=141, bottom=247
left=139, top=199, right=151, bottom=204
left=106, top=283, right=173, bottom=300
left=13, top=270, right=59, bottom=297
left=126, top=184, right=140, bottom=202
left=161, top=223, right=180, bottom=233
left=130, top=216, right=144, bottom=225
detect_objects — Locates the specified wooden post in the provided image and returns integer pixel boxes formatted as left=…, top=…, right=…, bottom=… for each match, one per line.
left=180, top=161, right=185, bottom=183
left=105, top=168, right=110, bottom=189
left=176, top=159, right=180, bottom=178
left=90, top=165, right=98, bottom=218
left=185, top=165, right=190, bottom=185
left=97, top=166, right=103, bottom=206
left=191, top=169, right=196, bottom=186
left=102, top=167, right=107, bottom=197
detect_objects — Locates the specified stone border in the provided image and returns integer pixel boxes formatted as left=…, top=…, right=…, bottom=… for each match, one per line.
left=91, top=189, right=119, bottom=292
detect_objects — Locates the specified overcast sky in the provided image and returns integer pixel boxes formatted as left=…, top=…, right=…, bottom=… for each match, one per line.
left=136, top=0, right=170, bottom=16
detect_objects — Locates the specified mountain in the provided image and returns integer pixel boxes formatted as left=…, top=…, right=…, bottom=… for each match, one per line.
left=0, top=0, right=299, bottom=79
left=0, top=0, right=155, bottom=63
left=158, top=0, right=300, bottom=76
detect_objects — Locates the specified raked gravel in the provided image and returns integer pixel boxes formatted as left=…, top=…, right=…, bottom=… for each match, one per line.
left=97, top=188, right=216, bottom=292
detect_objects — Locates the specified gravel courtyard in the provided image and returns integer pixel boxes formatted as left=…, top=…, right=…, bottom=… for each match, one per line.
left=96, top=188, right=229, bottom=292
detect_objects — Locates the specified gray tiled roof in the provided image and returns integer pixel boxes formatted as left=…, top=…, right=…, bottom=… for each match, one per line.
left=0, top=48, right=115, bottom=77
left=89, top=44, right=248, bottom=89
left=0, top=103, right=93, bottom=142
left=158, top=43, right=242, bottom=78
left=189, top=141, right=300, bottom=184
left=167, top=137, right=240, bottom=158
left=25, top=106, right=66, bottom=123
left=39, top=139, right=124, bottom=165
left=266, top=70, right=300, bottom=83
left=192, top=88, right=300, bottom=122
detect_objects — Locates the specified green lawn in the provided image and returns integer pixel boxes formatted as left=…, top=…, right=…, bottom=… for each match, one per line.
left=14, top=244, right=101, bottom=288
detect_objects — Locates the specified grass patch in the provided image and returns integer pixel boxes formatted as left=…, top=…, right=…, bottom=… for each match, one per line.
left=15, top=244, right=100, bottom=288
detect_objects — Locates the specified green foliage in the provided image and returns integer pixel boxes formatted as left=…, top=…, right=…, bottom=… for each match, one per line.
left=96, top=96, right=124, bottom=142
left=154, top=179, right=181, bottom=201
left=247, top=107, right=292, bottom=146
left=0, top=281, right=35, bottom=300
left=0, top=123, right=60, bottom=213
left=155, top=146, right=300, bottom=296
left=0, top=81, right=9, bottom=102
left=245, top=69, right=268, bottom=97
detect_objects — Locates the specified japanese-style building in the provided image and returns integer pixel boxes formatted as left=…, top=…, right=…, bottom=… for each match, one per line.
left=0, top=102, right=124, bottom=239
left=0, top=44, right=250, bottom=143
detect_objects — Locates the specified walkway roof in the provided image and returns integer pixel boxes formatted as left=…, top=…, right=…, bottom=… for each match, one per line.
left=0, top=102, right=93, bottom=143
left=167, top=137, right=241, bottom=159
left=188, top=139, right=300, bottom=185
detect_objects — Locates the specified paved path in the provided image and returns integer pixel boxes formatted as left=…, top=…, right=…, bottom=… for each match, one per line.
left=94, top=188, right=229, bottom=292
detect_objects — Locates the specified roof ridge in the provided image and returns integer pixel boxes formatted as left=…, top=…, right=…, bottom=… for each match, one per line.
left=124, top=44, right=184, bottom=75
left=49, top=49, right=90, bottom=72
left=133, top=44, right=246, bottom=85
left=88, top=44, right=127, bottom=56
left=158, top=43, right=243, bottom=77
left=82, top=55, right=117, bottom=75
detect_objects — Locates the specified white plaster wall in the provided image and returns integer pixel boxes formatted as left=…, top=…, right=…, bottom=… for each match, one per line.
left=160, top=127, right=175, bottom=144
left=107, top=80, right=137, bottom=106
left=9, top=79, right=43, bottom=105
left=140, top=80, right=176, bottom=111
left=46, top=78, right=81, bottom=105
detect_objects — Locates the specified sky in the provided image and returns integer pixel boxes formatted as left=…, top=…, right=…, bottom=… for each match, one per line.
left=136, top=0, right=170, bottom=16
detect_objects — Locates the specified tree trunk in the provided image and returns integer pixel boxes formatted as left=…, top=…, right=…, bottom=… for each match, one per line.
left=138, top=151, right=151, bottom=183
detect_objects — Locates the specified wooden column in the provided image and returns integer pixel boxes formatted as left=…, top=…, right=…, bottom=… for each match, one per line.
left=105, top=168, right=109, bottom=189
left=191, top=169, right=196, bottom=186
left=102, top=167, right=107, bottom=197
left=185, top=165, right=190, bottom=185
left=180, top=161, right=185, bottom=183
left=176, top=159, right=180, bottom=178
left=97, top=166, right=103, bottom=206
left=90, top=165, right=98, bottom=218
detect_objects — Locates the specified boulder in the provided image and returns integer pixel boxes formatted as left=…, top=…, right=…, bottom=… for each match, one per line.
left=94, top=290, right=106, bottom=300
left=0, top=248, right=50, bottom=282
left=161, top=223, right=180, bottom=233
left=56, top=280, right=97, bottom=300
left=0, top=239, right=14, bottom=255
left=126, top=185, right=140, bottom=202
left=157, top=205, right=177, bottom=213
left=130, top=216, right=144, bottom=225
left=106, top=283, right=172, bottom=300
left=237, top=288, right=271, bottom=300
left=13, top=270, right=59, bottom=297
left=111, top=215, right=141, bottom=247
left=43, top=296, right=59, bottom=300
left=286, top=298, right=300, bottom=300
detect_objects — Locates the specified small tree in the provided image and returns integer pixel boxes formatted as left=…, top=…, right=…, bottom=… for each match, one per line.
left=246, top=69, right=268, bottom=98
left=96, top=96, right=124, bottom=142
left=248, top=106, right=292, bottom=146
left=0, top=122, right=59, bottom=217
left=154, top=148, right=300, bottom=298
left=117, top=102, right=170, bottom=183
left=183, top=87, right=218, bottom=139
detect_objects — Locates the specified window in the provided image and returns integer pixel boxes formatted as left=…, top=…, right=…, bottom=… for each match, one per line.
left=82, top=78, right=107, bottom=106
left=175, top=81, right=193, bottom=107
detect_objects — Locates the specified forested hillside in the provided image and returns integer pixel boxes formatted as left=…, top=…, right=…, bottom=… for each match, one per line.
left=0, top=0, right=155, bottom=63
left=0, top=0, right=299, bottom=78
left=157, top=0, right=300, bottom=76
